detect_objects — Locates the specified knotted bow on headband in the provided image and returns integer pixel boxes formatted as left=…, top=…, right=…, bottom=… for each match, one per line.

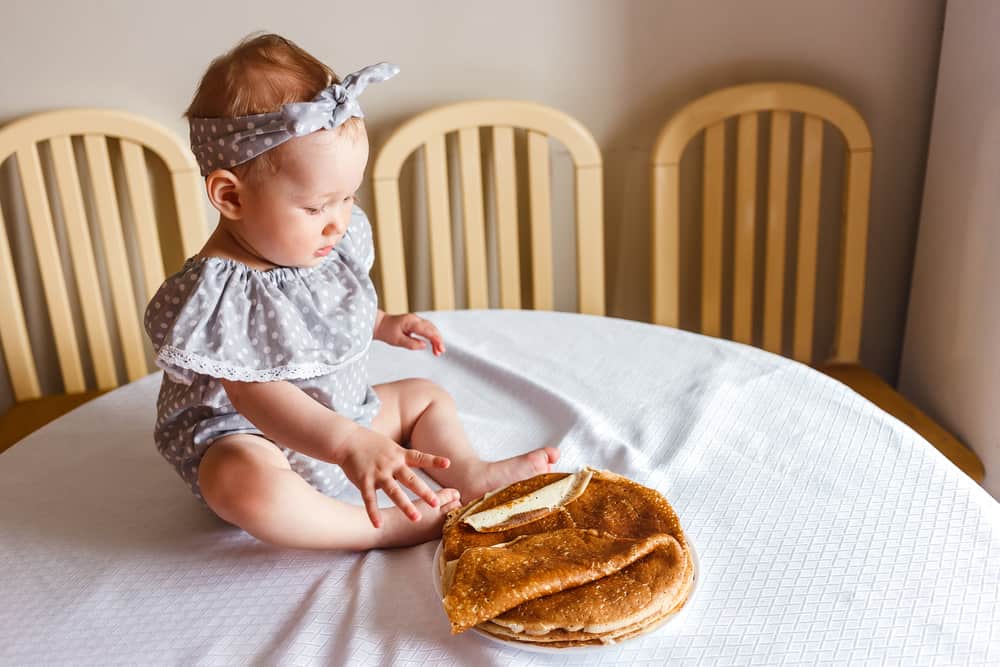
left=189, top=62, right=399, bottom=176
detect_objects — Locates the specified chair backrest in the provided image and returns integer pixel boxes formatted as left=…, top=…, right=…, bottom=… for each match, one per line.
left=650, top=83, right=872, bottom=364
left=0, top=109, right=207, bottom=400
left=372, top=99, right=605, bottom=315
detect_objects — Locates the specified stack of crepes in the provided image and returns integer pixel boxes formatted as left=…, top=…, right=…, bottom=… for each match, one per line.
left=438, top=468, right=694, bottom=647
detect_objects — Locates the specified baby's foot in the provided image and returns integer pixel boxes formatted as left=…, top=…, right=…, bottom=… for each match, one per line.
left=465, top=447, right=560, bottom=501
left=375, top=488, right=462, bottom=549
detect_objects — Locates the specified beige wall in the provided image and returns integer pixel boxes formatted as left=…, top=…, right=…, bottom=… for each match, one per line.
left=900, top=0, right=1000, bottom=498
left=0, top=0, right=945, bottom=410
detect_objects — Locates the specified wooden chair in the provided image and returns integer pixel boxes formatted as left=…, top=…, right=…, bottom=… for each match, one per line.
left=0, top=109, right=206, bottom=452
left=649, top=83, right=984, bottom=483
left=372, top=99, right=604, bottom=315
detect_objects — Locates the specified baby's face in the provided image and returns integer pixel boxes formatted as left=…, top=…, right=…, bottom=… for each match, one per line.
left=238, top=129, right=369, bottom=268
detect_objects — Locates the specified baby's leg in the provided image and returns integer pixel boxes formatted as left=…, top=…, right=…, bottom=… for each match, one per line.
left=371, top=379, right=559, bottom=502
left=198, top=433, right=461, bottom=550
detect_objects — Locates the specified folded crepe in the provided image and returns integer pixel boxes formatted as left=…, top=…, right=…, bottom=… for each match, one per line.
left=461, top=469, right=593, bottom=533
left=442, top=469, right=687, bottom=561
left=441, top=472, right=578, bottom=562
left=479, top=577, right=693, bottom=647
left=439, top=468, right=694, bottom=644
left=490, top=537, right=689, bottom=635
left=442, top=528, right=676, bottom=634
left=480, top=543, right=696, bottom=646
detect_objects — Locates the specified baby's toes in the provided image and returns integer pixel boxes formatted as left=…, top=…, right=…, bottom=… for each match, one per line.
left=441, top=497, right=463, bottom=514
left=529, top=447, right=559, bottom=473
left=436, top=488, right=460, bottom=508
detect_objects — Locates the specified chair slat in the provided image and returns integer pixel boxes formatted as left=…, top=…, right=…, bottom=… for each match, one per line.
left=0, top=203, right=42, bottom=400
left=49, top=136, right=117, bottom=390
left=457, top=128, right=489, bottom=309
left=652, top=84, right=874, bottom=366
left=119, top=140, right=165, bottom=300
left=83, top=135, right=147, bottom=381
left=372, top=178, right=409, bottom=313
left=371, top=101, right=603, bottom=318
left=651, top=163, right=680, bottom=327
left=793, top=116, right=824, bottom=363
left=491, top=126, right=521, bottom=309
left=0, top=108, right=206, bottom=408
left=170, top=170, right=209, bottom=257
left=423, top=135, right=455, bottom=310
left=527, top=131, right=553, bottom=311
left=733, top=113, right=758, bottom=344
left=17, top=145, right=87, bottom=393
left=833, top=149, right=872, bottom=363
left=701, top=122, right=725, bottom=338
left=763, top=111, right=791, bottom=354
left=576, top=165, right=605, bottom=316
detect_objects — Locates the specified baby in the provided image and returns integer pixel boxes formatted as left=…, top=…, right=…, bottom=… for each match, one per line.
left=144, top=33, right=558, bottom=550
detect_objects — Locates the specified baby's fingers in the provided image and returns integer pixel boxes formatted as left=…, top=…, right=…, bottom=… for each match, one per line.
left=404, top=448, right=451, bottom=470
left=382, top=479, right=420, bottom=522
left=400, top=334, right=427, bottom=351
left=395, top=467, right=439, bottom=508
left=411, top=320, right=445, bottom=356
left=361, top=485, right=382, bottom=529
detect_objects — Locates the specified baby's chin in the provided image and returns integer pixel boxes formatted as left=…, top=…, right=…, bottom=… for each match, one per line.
left=290, top=249, right=334, bottom=266
left=271, top=243, right=341, bottom=269
left=301, top=252, right=333, bottom=268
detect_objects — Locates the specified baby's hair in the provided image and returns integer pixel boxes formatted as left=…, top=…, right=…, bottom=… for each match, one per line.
left=185, top=32, right=365, bottom=180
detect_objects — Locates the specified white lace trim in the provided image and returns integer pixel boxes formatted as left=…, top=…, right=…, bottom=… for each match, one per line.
left=155, top=343, right=370, bottom=384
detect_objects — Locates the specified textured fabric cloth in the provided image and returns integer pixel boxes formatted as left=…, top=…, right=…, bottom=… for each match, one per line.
left=2, top=311, right=999, bottom=665
left=189, top=62, right=399, bottom=176
left=142, top=205, right=380, bottom=499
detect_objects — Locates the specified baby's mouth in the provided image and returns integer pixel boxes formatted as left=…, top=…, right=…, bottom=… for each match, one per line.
left=314, top=245, right=334, bottom=257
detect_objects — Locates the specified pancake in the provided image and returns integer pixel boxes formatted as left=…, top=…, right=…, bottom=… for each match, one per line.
left=438, top=467, right=694, bottom=645
left=442, top=528, right=676, bottom=634
left=441, top=473, right=577, bottom=561
left=564, top=470, right=687, bottom=550
left=461, top=469, right=593, bottom=532
left=490, top=536, right=689, bottom=635
left=479, top=546, right=695, bottom=646
left=441, top=469, right=687, bottom=562
left=479, top=575, right=693, bottom=647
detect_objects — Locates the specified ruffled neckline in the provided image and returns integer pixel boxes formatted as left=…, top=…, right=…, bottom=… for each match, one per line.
left=181, top=250, right=338, bottom=283
left=181, top=204, right=369, bottom=284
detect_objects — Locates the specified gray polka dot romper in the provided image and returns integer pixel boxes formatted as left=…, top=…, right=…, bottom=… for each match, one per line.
left=143, top=206, right=381, bottom=500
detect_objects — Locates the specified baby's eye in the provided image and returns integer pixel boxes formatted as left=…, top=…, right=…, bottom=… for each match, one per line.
left=304, top=207, right=322, bottom=215
left=343, top=194, right=356, bottom=203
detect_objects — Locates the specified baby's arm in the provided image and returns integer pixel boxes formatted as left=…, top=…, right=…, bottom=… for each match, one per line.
left=221, top=380, right=449, bottom=526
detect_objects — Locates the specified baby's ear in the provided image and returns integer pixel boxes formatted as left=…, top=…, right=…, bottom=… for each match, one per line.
left=205, top=169, right=243, bottom=219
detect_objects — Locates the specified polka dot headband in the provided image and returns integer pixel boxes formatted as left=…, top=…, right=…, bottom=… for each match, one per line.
left=188, top=62, right=399, bottom=176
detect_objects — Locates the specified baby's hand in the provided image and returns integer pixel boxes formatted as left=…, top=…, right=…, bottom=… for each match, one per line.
left=336, top=427, right=451, bottom=528
left=374, top=313, right=445, bottom=356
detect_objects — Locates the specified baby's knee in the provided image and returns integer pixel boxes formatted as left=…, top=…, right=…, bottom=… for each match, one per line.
left=199, top=442, right=276, bottom=525
left=408, top=378, right=454, bottom=408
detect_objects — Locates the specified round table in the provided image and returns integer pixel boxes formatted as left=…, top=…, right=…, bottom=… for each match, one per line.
left=2, top=310, right=998, bottom=665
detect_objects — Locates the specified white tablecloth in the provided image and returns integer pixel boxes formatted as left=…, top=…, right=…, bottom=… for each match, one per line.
left=2, top=310, right=998, bottom=666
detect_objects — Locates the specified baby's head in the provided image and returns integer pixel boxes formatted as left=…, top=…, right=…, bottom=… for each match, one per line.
left=186, top=33, right=395, bottom=268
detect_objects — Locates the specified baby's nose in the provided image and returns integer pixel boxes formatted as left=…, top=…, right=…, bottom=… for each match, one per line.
left=324, top=216, right=348, bottom=237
